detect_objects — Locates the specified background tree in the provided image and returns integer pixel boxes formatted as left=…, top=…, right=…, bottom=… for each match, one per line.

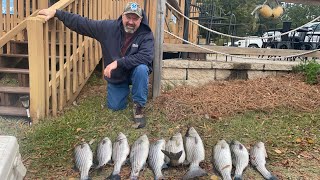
left=194, top=0, right=320, bottom=44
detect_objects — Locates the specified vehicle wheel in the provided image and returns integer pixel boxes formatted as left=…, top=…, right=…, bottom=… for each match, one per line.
left=248, top=44, right=259, bottom=48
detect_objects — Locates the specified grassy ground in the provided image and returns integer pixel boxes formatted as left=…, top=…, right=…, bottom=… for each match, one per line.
left=0, top=73, right=319, bottom=179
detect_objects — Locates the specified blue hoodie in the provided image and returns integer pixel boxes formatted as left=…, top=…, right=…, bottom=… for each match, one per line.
left=55, top=10, right=154, bottom=84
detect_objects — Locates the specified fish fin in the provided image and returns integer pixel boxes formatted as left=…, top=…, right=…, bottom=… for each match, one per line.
left=72, top=164, right=79, bottom=172
left=264, top=148, right=268, bottom=158
left=91, top=163, right=98, bottom=170
left=124, top=158, right=130, bottom=165
left=107, top=174, right=121, bottom=180
left=107, top=159, right=113, bottom=165
left=182, top=166, right=207, bottom=180
left=161, top=150, right=183, bottom=161
left=182, top=159, right=189, bottom=166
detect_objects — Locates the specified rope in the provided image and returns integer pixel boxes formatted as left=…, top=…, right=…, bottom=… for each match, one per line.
left=165, top=2, right=320, bottom=40
left=164, top=29, right=320, bottom=60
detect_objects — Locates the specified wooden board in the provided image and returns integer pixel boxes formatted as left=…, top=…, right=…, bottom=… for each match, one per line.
left=163, top=43, right=320, bottom=57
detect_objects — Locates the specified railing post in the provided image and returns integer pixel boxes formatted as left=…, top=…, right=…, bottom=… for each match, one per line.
left=38, top=0, right=49, bottom=9
left=27, top=17, right=46, bottom=123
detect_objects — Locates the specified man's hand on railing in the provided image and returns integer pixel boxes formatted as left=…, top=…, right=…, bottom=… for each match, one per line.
left=38, top=9, right=57, bottom=21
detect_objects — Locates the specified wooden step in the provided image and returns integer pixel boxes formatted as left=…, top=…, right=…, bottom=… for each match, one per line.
left=0, top=54, right=66, bottom=59
left=0, top=106, right=27, bottom=116
left=0, top=86, right=29, bottom=94
left=0, top=54, right=29, bottom=58
left=0, top=68, right=29, bottom=74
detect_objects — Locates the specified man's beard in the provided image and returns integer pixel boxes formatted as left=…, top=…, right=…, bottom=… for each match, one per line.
left=124, top=25, right=136, bottom=34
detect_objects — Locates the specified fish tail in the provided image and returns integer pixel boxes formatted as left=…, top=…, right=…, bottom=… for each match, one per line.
left=130, top=176, right=138, bottom=180
left=107, top=174, right=121, bottom=180
left=161, top=150, right=182, bottom=161
left=268, top=175, right=278, bottom=180
left=182, top=165, right=207, bottom=180
left=234, top=176, right=243, bottom=180
left=80, top=172, right=91, bottom=180
left=154, top=175, right=164, bottom=180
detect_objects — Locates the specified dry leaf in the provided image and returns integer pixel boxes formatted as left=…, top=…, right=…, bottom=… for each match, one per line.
left=76, top=128, right=82, bottom=132
left=210, top=175, right=219, bottom=180
left=296, top=138, right=302, bottom=143
left=274, top=149, right=282, bottom=154
left=307, top=139, right=314, bottom=144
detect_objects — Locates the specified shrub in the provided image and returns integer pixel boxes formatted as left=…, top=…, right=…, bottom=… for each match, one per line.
left=293, top=60, right=320, bottom=84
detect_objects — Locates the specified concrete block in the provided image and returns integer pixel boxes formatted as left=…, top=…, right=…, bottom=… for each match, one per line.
left=188, top=69, right=215, bottom=81
left=189, top=60, right=212, bottom=69
left=162, top=68, right=186, bottom=80
left=163, top=59, right=189, bottom=68
left=247, top=70, right=276, bottom=80
left=212, top=62, right=234, bottom=69
left=215, top=69, right=231, bottom=80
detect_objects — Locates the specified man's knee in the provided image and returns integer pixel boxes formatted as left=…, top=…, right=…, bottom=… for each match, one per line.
left=133, top=64, right=149, bottom=76
left=107, top=100, right=127, bottom=111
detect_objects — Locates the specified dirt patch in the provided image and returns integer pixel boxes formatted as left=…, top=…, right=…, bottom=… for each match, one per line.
left=153, top=74, right=320, bottom=121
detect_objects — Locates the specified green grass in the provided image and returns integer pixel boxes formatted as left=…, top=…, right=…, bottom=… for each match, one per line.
left=0, top=74, right=319, bottom=179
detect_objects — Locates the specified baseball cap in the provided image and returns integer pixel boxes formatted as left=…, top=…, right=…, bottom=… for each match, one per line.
left=123, top=2, right=142, bottom=18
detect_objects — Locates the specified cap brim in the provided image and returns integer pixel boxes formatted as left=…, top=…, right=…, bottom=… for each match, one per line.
left=123, top=11, right=142, bottom=18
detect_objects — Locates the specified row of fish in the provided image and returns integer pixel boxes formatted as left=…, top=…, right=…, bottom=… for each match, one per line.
left=74, top=127, right=277, bottom=180
left=213, top=140, right=277, bottom=180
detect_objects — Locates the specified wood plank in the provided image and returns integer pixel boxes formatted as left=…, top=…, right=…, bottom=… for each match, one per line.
left=26, top=0, right=30, bottom=16
left=6, top=0, right=10, bottom=32
left=78, top=0, right=84, bottom=85
left=50, top=19, right=57, bottom=116
left=72, top=2, right=78, bottom=93
left=44, top=22, right=49, bottom=116
left=59, top=21, right=65, bottom=110
left=0, top=106, right=27, bottom=116
left=0, top=86, right=29, bottom=94
left=0, top=53, right=66, bottom=59
left=0, top=67, right=29, bottom=74
left=163, top=43, right=320, bottom=57
left=0, top=53, right=28, bottom=58
left=66, top=6, right=71, bottom=101
left=0, top=1, right=2, bottom=38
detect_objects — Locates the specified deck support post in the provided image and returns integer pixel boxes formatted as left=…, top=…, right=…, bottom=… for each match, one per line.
left=152, top=0, right=165, bottom=99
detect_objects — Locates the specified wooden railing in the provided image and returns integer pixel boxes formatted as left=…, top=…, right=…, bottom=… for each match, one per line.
left=0, top=0, right=48, bottom=37
left=0, top=9, right=38, bottom=54
left=27, top=0, right=107, bottom=121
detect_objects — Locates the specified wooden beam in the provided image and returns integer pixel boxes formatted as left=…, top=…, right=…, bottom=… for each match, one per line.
left=153, top=0, right=165, bottom=99
left=163, top=43, right=320, bottom=57
left=27, top=17, right=46, bottom=123
left=280, top=0, right=320, bottom=5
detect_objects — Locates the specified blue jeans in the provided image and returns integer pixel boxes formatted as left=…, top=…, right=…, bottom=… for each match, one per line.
left=107, top=64, right=149, bottom=110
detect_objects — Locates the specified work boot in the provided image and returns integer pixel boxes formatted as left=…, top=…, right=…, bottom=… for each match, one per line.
left=132, top=103, right=146, bottom=129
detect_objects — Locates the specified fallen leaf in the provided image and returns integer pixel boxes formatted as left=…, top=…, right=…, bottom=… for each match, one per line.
left=307, top=139, right=314, bottom=144
left=76, top=128, right=82, bottom=132
left=296, top=138, right=302, bottom=143
left=89, top=139, right=95, bottom=145
left=274, top=149, right=282, bottom=154
left=210, top=175, right=219, bottom=180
